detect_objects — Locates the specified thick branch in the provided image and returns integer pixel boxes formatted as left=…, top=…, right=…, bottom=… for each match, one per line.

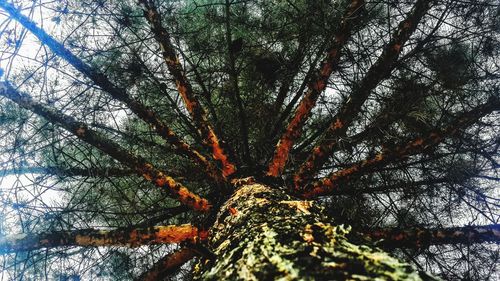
left=0, top=0, right=224, bottom=184
left=303, top=98, right=500, bottom=198
left=137, top=247, right=197, bottom=281
left=295, top=0, right=434, bottom=187
left=139, top=0, right=236, bottom=177
left=359, top=224, right=500, bottom=249
left=0, top=225, right=207, bottom=254
left=0, top=82, right=211, bottom=212
left=267, top=0, right=365, bottom=177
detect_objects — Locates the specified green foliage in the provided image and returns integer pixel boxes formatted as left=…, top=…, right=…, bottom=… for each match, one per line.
left=425, top=43, right=475, bottom=89
left=0, top=0, right=498, bottom=280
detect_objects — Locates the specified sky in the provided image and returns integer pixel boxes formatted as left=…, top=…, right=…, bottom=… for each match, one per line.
left=0, top=2, right=86, bottom=249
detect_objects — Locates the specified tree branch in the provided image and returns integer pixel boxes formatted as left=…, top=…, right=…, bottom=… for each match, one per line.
left=0, top=82, right=211, bottom=212
left=137, top=247, right=197, bottom=281
left=266, top=38, right=329, bottom=144
left=0, top=225, right=208, bottom=254
left=272, top=37, right=307, bottom=115
left=0, top=166, right=136, bottom=178
left=294, top=0, right=434, bottom=187
left=138, top=0, right=237, bottom=177
left=266, top=0, right=365, bottom=177
left=0, top=0, right=224, bottom=184
left=328, top=177, right=450, bottom=196
left=358, top=224, right=500, bottom=249
left=302, top=97, right=500, bottom=198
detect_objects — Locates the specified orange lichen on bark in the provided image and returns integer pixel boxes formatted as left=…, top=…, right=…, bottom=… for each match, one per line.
left=141, top=1, right=235, bottom=180
left=74, top=233, right=111, bottom=247
left=228, top=207, right=238, bottom=216
left=141, top=173, right=152, bottom=181
left=176, top=82, right=195, bottom=113
left=76, top=225, right=206, bottom=247
left=0, top=224, right=209, bottom=253
left=267, top=90, right=318, bottom=176
left=267, top=0, right=364, bottom=177
left=183, top=92, right=235, bottom=178
left=293, top=133, right=342, bottom=189
left=302, top=150, right=388, bottom=198
left=303, top=129, right=453, bottom=198
left=302, top=184, right=334, bottom=199
left=312, top=146, right=324, bottom=157
left=333, top=118, right=343, bottom=129
left=207, top=130, right=235, bottom=177
left=138, top=163, right=211, bottom=212
left=267, top=138, right=293, bottom=176
left=177, top=186, right=211, bottom=212
left=127, top=225, right=208, bottom=245
left=302, top=103, right=499, bottom=200
left=154, top=174, right=167, bottom=186
left=155, top=225, right=207, bottom=244
left=296, top=1, right=434, bottom=187
left=141, top=163, right=155, bottom=181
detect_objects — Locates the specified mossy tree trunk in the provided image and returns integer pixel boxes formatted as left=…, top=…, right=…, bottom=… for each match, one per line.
left=196, top=183, right=438, bottom=280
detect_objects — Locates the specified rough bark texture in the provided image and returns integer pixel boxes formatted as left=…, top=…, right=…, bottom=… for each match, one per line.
left=0, top=225, right=207, bottom=254
left=196, top=183, right=437, bottom=280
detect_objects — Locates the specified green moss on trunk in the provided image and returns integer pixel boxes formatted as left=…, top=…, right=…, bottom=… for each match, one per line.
left=196, top=183, right=438, bottom=280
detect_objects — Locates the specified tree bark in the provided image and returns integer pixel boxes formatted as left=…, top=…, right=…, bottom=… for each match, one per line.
left=196, top=183, right=437, bottom=280
left=359, top=224, right=500, bottom=250
left=0, top=225, right=207, bottom=254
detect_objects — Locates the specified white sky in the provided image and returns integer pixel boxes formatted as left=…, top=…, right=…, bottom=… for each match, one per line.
left=0, top=1, right=62, bottom=211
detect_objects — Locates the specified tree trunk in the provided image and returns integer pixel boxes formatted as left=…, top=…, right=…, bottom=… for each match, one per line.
left=196, top=182, right=438, bottom=280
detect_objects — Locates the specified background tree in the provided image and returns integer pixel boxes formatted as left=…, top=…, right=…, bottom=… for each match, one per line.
left=0, top=0, right=498, bottom=280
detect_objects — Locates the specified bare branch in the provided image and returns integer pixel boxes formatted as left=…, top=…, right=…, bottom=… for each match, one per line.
left=0, top=82, right=211, bottom=212
left=294, top=0, right=434, bottom=187
left=266, top=0, right=365, bottom=177
left=138, top=0, right=237, bottom=177
left=0, top=0, right=225, bottom=184
left=302, top=97, right=500, bottom=198
left=0, top=166, right=135, bottom=178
